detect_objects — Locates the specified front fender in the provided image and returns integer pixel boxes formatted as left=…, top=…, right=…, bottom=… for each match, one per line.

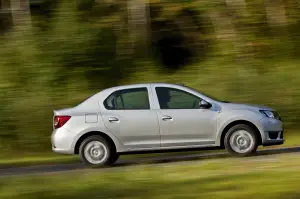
left=215, top=109, right=265, bottom=146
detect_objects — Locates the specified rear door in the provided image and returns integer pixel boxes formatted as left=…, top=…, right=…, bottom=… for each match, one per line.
left=101, top=86, right=161, bottom=150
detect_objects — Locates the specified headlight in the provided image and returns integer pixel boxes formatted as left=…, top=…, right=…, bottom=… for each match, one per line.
left=259, top=110, right=281, bottom=120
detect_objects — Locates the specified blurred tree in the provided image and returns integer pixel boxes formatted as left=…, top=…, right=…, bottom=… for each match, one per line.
left=127, top=0, right=151, bottom=57
left=1, top=0, right=300, bottom=153
left=150, top=2, right=213, bottom=71
left=10, top=0, right=31, bottom=26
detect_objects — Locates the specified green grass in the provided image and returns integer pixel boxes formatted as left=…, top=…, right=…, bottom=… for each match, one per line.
left=0, top=155, right=79, bottom=168
left=279, top=132, right=300, bottom=147
left=1, top=152, right=300, bottom=199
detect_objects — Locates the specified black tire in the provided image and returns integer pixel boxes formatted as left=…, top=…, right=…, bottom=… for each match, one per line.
left=109, top=153, right=120, bottom=165
left=79, top=135, right=116, bottom=168
left=224, top=124, right=259, bottom=157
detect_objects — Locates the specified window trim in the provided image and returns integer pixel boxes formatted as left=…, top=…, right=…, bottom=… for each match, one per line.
left=103, top=87, right=150, bottom=110
left=155, top=86, right=202, bottom=110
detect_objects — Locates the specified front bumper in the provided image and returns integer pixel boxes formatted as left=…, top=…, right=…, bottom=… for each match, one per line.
left=263, top=139, right=284, bottom=146
left=259, top=117, right=285, bottom=146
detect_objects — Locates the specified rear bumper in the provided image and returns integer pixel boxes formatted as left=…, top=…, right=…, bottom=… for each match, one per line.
left=52, top=147, right=74, bottom=154
left=51, top=127, right=75, bottom=154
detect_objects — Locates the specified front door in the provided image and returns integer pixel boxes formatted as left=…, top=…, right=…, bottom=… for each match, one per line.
left=153, top=86, right=218, bottom=148
left=101, top=87, right=160, bottom=150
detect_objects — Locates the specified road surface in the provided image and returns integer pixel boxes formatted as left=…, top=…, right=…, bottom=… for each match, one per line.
left=0, top=146, right=299, bottom=177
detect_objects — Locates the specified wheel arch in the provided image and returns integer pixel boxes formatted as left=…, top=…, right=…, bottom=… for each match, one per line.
left=219, top=120, right=262, bottom=148
left=74, top=131, right=117, bottom=154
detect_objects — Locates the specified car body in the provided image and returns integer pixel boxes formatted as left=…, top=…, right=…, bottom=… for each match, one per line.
left=51, top=83, right=284, bottom=167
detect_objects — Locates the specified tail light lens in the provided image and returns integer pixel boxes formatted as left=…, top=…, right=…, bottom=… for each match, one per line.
left=54, top=116, right=71, bottom=129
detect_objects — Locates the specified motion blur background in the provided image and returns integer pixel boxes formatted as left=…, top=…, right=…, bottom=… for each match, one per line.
left=2, top=1, right=300, bottom=199
left=0, top=0, right=300, bottom=154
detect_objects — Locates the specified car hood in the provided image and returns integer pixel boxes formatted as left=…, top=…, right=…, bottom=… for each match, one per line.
left=221, top=102, right=274, bottom=111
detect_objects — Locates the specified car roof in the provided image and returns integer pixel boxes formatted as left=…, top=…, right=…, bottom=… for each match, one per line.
left=106, top=82, right=185, bottom=90
left=79, top=82, right=221, bottom=107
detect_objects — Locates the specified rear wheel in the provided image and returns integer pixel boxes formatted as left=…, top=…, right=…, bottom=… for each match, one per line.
left=79, top=135, right=116, bottom=167
left=224, top=124, right=259, bottom=157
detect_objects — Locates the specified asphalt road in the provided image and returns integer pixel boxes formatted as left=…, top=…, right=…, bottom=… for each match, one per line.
left=1, top=146, right=300, bottom=177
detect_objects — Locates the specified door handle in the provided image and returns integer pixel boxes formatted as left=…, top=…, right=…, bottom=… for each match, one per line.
left=162, top=115, right=172, bottom=121
left=108, top=117, right=119, bottom=122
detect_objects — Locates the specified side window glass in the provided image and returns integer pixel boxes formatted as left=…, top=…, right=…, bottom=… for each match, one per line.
left=155, top=87, right=201, bottom=109
left=104, top=88, right=150, bottom=110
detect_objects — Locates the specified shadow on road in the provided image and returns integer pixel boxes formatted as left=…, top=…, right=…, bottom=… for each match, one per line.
left=1, top=146, right=300, bottom=177
left=113, top=146, right=300, bottom=167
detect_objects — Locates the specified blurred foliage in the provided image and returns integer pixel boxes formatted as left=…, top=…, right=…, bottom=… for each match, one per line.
left=1, top=0, right=300, bottom=153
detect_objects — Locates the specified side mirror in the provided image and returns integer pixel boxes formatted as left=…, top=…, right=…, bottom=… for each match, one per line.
left=199, top=100, right=212, bottom=109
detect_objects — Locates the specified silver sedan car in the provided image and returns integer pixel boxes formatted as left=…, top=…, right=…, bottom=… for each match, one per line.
left=51, top=83, right=284, bottom=167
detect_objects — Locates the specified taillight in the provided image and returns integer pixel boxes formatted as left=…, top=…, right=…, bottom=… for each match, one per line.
left=54, top=116, right=71, bottom=129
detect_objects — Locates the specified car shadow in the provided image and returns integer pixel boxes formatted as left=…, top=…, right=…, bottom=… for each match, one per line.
left=112, top=146, right=300, bottom=168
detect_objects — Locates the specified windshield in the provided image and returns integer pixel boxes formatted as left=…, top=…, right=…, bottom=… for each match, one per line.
left=183, top=85, right=229, bottom=103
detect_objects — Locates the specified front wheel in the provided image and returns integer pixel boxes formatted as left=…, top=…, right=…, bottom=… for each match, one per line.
left=79, top=135, right=116, bottom=167
left=109, top=153, right=120, bottom=165
left=224, top=124, right=259, bottom=157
